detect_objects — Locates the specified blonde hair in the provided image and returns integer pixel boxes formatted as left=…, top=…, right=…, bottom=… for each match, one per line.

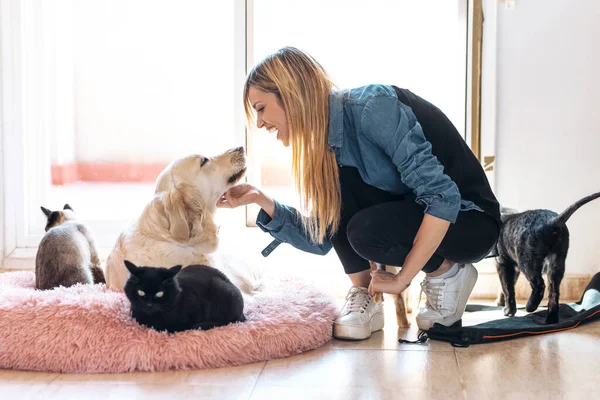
left=243, top=47, right=341, bottom=244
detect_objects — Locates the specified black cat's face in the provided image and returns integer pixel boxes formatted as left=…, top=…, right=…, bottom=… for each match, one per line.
left=123, top=260, right=183, bottom=313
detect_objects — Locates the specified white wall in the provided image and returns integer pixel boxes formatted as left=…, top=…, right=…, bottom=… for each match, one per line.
left=0, top=12, right=4, bottom=262
left=494, top=0, right=600, bottom=275
left=0, top=109, right=4, bottom=265
left=70, top=0, right=238, bottom=164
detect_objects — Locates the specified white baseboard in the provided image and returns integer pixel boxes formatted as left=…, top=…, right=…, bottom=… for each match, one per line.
left=2, top=247, right=111, bottom=270
left=2, top=249, right=590, bottom=302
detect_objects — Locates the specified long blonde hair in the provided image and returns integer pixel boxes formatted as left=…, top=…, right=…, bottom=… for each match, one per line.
left=243, top=47, right=341, bottom=244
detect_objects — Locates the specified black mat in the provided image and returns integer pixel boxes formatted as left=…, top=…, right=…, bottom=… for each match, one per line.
left=405, top=272, right=600, bottom=347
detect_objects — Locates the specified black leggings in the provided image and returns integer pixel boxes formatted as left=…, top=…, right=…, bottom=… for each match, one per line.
left=330, top=167, right=499, bottom=274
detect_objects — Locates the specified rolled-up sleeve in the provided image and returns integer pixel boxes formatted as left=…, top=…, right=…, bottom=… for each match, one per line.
left=256, top=200, right=333, bottom=255
left=360, top=95, right=461, bottom=223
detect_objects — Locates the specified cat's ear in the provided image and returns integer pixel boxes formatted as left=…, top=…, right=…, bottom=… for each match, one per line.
left=63, top=204, right=73, bottom=211
left=166, top=265, right=182, bottom=279
left=41, top=206, right=52, bottom=218
left=124, top=260, right=139, bottom=276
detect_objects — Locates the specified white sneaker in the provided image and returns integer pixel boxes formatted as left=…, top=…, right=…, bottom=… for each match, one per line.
left=333, top=287, right=384, bottom=340
left=416, top=263, right=478, bottom=331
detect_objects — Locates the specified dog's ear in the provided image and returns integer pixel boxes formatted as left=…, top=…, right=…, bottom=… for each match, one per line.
left=124, top=260, right=139, bottom=276
left=63, top=204, right=73, bottom=211
left=155, top=167, right=172, bottom=194
left=164, top=190, right=190, bottom=242
left=41, top=206, right=52, bottom=218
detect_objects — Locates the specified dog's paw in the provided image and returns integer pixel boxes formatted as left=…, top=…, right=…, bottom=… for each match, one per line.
left=503, top=306, right=516, bottom=317
left=525, top=302, right=540, bottom=313
left=397, top=320, right=411, bottom=329
left=396, top=313, right=411, bottom=328
left=526, top=292, right=544, bottom=313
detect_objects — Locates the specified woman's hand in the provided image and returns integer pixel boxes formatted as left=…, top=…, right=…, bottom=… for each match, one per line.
left=217, top=183, right=276, bottom=218
left=217, top=183, right=261, bottom=209
left=369, top=269, right=410, bottom=295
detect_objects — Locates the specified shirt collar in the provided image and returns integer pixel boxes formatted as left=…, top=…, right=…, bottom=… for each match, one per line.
left=328, top=89, right=344, bottom=150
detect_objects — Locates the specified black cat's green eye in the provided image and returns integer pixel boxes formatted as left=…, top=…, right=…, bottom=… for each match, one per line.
left=137, top=290, right=145, bottom=296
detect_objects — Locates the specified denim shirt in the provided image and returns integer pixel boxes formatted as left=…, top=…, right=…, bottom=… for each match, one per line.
left=256, top=84, right=482, bottom=256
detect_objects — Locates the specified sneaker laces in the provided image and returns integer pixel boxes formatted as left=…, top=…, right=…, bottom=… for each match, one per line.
left=418, top=279, right=446, bottom=312
left=341, top=287, right=372, bottom=315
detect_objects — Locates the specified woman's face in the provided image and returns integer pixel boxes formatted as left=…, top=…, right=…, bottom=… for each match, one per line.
left=248, top=86, right=290, bottom=147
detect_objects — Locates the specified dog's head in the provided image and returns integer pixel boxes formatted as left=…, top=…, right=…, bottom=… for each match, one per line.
left=152, top=147, right=246, bottom=242
left=155, top=146, right=246, bottom=198
left=41, top=204, right=77, bottom=231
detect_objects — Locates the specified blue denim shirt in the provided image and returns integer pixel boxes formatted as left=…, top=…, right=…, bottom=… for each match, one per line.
left=256, top=84, right=482, bottom=256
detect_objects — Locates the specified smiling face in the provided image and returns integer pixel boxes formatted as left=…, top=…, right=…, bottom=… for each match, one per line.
left=248, top=86, right=290, bottom=147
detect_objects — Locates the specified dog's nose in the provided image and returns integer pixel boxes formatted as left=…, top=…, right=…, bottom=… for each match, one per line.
left=233, top=146, right=245, bottom=155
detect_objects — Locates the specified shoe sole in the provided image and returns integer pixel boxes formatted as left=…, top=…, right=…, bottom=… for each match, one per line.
left=416, top=264, right=478, bottom=331
left=333, top=312, right=384, bottom=340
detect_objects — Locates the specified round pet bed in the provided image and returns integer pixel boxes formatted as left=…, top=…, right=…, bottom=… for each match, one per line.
left=0, top=272, right=337, bottom=373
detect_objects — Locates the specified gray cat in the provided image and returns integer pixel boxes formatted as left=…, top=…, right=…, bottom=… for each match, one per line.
left=35, top=204, right=105, bottom=290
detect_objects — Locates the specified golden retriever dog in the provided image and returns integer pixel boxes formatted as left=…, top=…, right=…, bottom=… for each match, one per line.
left=105, top=146, right=258, bottom=293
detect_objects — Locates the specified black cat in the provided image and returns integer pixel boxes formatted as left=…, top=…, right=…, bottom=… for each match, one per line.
left=495, top=191, right=600, bottom=324
left=123, top=260, right=246, bottom=333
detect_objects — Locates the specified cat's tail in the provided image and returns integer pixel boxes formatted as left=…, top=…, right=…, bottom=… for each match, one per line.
left=551, top=191, right=600, bottom=226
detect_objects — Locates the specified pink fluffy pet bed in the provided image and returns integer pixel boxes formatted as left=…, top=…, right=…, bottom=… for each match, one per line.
left=0, top=271, right=337, bottom=373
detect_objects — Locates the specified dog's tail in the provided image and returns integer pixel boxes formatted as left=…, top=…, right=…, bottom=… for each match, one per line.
left=233, top=269, right=263, bottom=295
left=551, top=191, right=600, bottom=226
left=217, top=253, right=264, bottom=295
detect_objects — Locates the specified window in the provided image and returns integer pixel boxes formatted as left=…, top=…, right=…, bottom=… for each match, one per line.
left=2, top=1, right=473, bottom=294
left=11, top=0, right=239, bottom=248
left=247, top=0, right=468, bottom=223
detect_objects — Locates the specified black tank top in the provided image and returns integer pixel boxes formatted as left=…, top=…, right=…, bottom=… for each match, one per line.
left=392, top=86, right=501, bottom=226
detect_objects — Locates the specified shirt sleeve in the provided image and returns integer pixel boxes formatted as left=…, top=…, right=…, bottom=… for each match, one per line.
left=255, top=199, right=333, bottom=255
